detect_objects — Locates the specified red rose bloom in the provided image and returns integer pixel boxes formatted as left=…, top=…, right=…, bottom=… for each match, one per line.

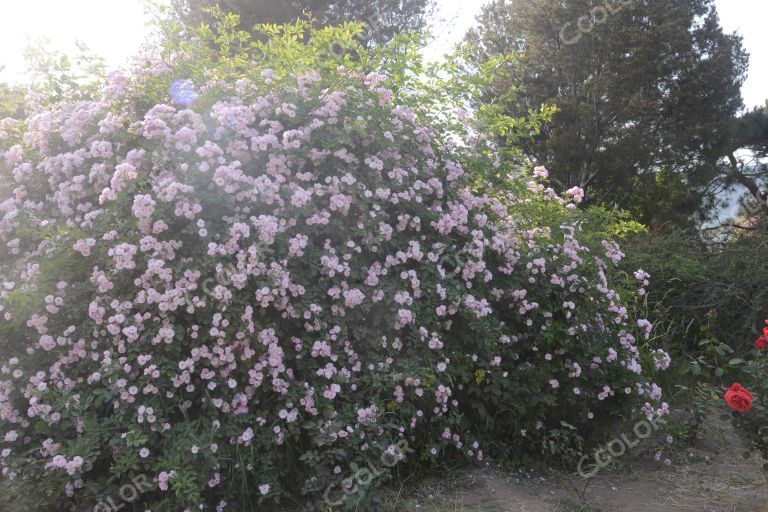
left=755, top=336, right=768, bottom=350
left=724, top=383, right=753, bottom=413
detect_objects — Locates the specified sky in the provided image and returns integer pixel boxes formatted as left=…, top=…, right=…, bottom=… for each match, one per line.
left=0, top=0, right=765, bottom=109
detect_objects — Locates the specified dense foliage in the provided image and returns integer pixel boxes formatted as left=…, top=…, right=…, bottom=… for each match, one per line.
left=172, top=0, right=435, bottom=46
left=0, top=83, right=24, bottom=120
left=716, top=102, right=768, bottom=222
left=724, top=324, right=768, bottom=463
left=466, top=0, right=749, bottom=227
left=619, top=224, right=768, bottom=466
left=0, top=19, right=667, bottom=512
left=623, top=227, right=768, bottom=362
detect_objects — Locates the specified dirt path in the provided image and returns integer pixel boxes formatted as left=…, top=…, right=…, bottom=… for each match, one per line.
left=386, top=421, right=768, bottom=511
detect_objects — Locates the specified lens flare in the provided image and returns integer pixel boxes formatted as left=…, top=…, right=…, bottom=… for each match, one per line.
left=169, top=79, right=198, bottom=106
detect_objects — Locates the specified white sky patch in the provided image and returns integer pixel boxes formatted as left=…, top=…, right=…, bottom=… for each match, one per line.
left=0, top=0, right=154, bottom=82
left=0, top=0, right=765, bottom=109
left=713, top=0, right=767, bottom=109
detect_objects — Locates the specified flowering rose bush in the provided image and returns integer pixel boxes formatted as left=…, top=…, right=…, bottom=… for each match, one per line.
left=723, top=320, right=768, bottom=468
left=0, top=18, right=667, bottom=512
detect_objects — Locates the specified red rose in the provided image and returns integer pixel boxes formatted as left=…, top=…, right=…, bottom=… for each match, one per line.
left=724, top=383, right=753, bottom=413
left=762, top=326, right=768, bottom=338
left=755, top=336, right=768, bottom=350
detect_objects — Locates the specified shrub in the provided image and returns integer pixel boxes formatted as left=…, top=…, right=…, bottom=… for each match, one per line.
left=622, top=226, right=768, bottom=364
left=0, top=18, right=666, bottom=512
left=618, top=225, right=768, bottom=442
left=721, top=323, right=768, bottom=468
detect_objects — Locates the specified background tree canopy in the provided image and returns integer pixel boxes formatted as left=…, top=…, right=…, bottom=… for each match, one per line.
left=723, top=103, right=768, bottom=219
left=172, top=0, right=436, bottom=45
left=467, top=0, right=749, bottom=227
left=0, top=82, right=24, bottom=119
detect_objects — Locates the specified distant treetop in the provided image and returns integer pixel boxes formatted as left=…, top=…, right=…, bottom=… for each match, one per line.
left=172, top=0, right=436, bottom=46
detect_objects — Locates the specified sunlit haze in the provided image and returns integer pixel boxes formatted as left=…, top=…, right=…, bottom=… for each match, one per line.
left=0, top=0, right=766, bottom=108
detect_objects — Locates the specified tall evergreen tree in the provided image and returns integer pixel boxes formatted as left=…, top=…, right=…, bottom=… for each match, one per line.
left=721, top=103, right=768, bottom=220
left=734, top=103, right=768, bottom=157
left=466, top=0, right=748, bottom=226
left=173, top=0, right=435, bottom=45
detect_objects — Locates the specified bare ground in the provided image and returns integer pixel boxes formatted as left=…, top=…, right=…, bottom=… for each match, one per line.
left=383, top=420, right=768, bottom=512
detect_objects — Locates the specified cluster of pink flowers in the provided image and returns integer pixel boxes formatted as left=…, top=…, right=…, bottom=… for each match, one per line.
left=0, top=62, right=665, bottom=510
left=46, top=455, right=84, bottom=476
